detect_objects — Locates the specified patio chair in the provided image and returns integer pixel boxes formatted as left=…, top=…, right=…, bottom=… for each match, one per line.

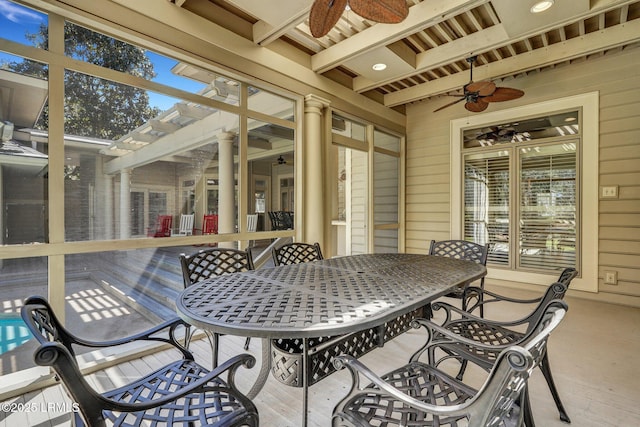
left=170, top=213, right=194, bottom=236
left=271, top=242, right=323, bottom=266
left=332, top=299, right=568, bottom=427
left=428, top=239, right=489, bottom=316
left=146, top=214, right=172, bottom=237
left=179, top=248, right=255, bottom=356
left=20, top=295, right=259, bottom=427
left=424, top=287, right=572, bottom=425
left=463, top=267, right=578, bottom=317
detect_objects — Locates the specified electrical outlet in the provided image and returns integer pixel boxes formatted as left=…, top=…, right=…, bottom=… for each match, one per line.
left=604, top=271, right=618, bottom=285
left=602, top=186, right=618, bottom=198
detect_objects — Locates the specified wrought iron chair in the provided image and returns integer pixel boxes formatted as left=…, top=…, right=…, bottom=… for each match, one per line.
left=271, top=242, right=323, bottom=266
left=180, top=248, right=255, bottom=355
left=147, top=214, right=172, bottom=237
left=332, top=299, right=568, bottom=427
left=171, top=213, right=194, bottom=236
left=428, top=239, right=489, bottom=316
left=21, top=295, right=259, bottom=427
left=463, top=267, right=578, bottom=316
left=425, top=285, right=573, bottom=425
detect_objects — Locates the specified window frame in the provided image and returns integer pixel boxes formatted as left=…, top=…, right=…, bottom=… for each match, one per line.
left=451, top=92, right=599, bottom=292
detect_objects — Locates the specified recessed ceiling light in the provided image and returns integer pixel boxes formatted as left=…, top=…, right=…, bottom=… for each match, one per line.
left=530, top=0, right=554, bottom=13
left=372, top=63, right=387, bottom=71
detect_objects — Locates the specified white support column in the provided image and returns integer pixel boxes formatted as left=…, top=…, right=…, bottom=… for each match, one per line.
left=303, top=95, right=330, bottom=247
left=218, top=132, right=236, bottom=247
left=119, top=169, right=131, bottom=239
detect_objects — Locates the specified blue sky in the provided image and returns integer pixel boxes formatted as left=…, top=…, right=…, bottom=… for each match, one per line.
left=0, top=0, right=205, bottom=110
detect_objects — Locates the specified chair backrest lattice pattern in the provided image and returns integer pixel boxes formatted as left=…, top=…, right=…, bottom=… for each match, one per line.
left=180, top=248, right=255, bottom=287
left=429, top=239, right=489, bottom=265
left=272, top=242, right=323, bottom=266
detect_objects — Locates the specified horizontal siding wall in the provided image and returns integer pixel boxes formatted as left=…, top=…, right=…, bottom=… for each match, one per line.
left=405, top=46, right=640, bottom=306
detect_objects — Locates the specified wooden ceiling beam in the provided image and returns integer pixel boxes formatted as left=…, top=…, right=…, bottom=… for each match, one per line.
left=311, top=0, right=488, bottom=73
left=384, top=17, right=640, bottom=106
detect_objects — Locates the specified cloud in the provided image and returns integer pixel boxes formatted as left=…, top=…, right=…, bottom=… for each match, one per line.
left=0, top=0, right=44, bottom=24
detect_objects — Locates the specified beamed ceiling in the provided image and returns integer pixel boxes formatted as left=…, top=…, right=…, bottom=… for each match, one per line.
left=161, top=1, right=639, bottom=111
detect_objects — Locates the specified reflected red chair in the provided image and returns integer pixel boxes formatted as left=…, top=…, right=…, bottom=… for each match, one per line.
left=147, top=215, right=172, bottom=238
left=196, top=214, right=218, bottom=235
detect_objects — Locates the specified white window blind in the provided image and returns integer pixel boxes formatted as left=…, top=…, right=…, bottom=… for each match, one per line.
left=464, top=153, right=510, bottom=266
left=519, top=145, right=576, bottom=271
left=463, top=142, right=577, bottom=273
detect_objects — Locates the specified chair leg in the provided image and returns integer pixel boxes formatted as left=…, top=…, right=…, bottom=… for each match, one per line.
left=521, top=385, right=536, bottom=427
left=539, top=352, right=571, bottom=423
left=456, top=359, right=469, bottom=381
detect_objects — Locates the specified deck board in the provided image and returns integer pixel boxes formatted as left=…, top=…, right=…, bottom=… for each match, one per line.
left=2, top=291, right=640, bottom=426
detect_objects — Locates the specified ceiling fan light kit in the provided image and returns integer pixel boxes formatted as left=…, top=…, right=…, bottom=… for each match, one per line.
left=309, top=0, right=409, bottom=38
left=434, top=55, right=524, bottom=113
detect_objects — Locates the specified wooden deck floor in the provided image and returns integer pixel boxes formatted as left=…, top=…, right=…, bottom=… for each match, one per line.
left=2, top=287, right=640, bottom=427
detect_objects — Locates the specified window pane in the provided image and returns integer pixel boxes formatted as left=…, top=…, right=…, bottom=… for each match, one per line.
left=63, top=69, right=240, bottom=241
left=374, top=228, right=398, bottom=253
left=0, top=257, right=47, bottom=376
left=374, top=152, right=398, bottom=225
left=0, top=1, right=47, bottom=49
left=374, top=129, right=399, bottom=151
left=519, top=143, right=577, bottom=271
left=248, top=119, right=294, bottom=231
left=350, top=149, right=368, bottom=254
left=248, top=87, right=294, bottom=121
left=464, top=151, right=510, bottom=266
left=0, top=55, right=48, bottom=245
left=463, top=110, right=579, bottom=149
left=332, top=114, right=366, bottom=142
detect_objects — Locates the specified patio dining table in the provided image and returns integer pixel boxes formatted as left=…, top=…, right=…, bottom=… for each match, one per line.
left=175, top=252, right=486, bottom=425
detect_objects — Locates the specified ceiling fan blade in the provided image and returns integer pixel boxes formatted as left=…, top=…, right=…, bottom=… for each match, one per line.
left=309, top=0, right=348, bottom=38
left=349, top=0, right=409, bottom=23
left=465, top=100, right=489, bottom=113
left=465, top=81, right=496, bottom=97
left=483, top=87, right=525, bottom=102
left=433, top=97, right=466, bottom=112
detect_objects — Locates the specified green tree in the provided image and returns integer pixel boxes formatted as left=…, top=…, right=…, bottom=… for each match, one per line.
left=8, top=22, right=160, bottom=140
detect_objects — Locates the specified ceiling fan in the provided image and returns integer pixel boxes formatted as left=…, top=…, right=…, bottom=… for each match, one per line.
left=309, top=0, right=409, bottom=38
left=434, top=56, right=525, bottom=113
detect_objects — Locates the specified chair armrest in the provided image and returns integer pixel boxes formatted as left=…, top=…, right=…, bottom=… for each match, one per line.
left=98, top=353, right=256, bottom=413
left=68, top=317, right=193, bottom=359
left=407, top=316, right=519, bottom=365
left=463, top=286, right=542, bottom=315
left=333, top=355, right=475, bottom=418
left=432, top=301, right=532, bottom=329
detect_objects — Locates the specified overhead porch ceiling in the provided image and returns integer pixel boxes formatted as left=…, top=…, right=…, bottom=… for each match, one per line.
left=166, top=0, right=640, bottom=110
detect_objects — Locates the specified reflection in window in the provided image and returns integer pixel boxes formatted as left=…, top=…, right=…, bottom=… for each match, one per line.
left=60, top=68, right=241, bottom=241
left=248, top=86, right=294, bottom=120
left=332, top=113, right=366, bottom=142
left=0, top=256, right=47, bottom=375
left=247, top=119, right=294, bottom=232
left=0, top=0, right=47, bottom=49
left=0, top=57, right=49, bottom=245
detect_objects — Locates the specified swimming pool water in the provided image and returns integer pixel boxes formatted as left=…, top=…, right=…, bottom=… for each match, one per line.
left=0, top=315, right=33, bottom=355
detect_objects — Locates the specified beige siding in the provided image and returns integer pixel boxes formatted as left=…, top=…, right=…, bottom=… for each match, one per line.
left=405, top=46, right=640, bottom=306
